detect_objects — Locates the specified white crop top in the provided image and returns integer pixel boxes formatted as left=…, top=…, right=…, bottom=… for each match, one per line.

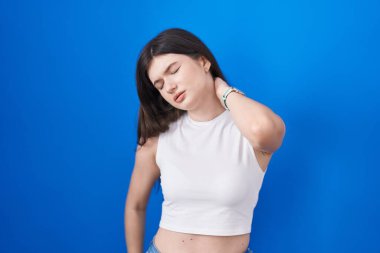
left=155, top=109, right=267, bottom=236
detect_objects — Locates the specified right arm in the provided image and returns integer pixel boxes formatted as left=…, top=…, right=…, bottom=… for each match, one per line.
left=124, top=137, right=160, bottom=253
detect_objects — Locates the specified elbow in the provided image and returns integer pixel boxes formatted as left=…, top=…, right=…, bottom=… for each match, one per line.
left=252, top=117, right=286, bottom=153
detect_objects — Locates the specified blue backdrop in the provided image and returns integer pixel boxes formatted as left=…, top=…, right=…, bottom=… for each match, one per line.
left=1, top=0, right=379, bottom=252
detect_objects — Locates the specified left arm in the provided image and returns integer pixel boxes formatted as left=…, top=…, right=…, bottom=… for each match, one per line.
left=215, top=77, right=286, bottom=154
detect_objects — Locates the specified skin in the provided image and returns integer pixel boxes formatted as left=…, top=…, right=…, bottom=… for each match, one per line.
left=124, top=53, right=283, bottom=253
left=148, top=53, right=226, bottom=122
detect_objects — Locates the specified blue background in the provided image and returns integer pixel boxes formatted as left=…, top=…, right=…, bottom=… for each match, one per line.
left=1, top=0, right=379, bottom=252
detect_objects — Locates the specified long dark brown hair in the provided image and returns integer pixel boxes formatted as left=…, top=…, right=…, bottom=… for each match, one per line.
left=135, top=27, right=228, bottom=148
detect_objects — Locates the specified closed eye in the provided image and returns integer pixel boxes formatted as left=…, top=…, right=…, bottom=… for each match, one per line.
left=172, top=66, right=180, bottom=74
left=157, top=66, right=181, bottom=90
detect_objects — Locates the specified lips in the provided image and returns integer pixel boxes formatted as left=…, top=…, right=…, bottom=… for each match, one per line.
left=174, top=91, right=185, bottom=102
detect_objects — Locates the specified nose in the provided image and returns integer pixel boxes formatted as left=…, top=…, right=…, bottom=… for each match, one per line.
left=165, top=80, right=177, bottom=94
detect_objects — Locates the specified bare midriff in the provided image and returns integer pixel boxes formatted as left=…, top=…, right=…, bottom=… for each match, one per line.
left=153, top=227, right=250, bottom=253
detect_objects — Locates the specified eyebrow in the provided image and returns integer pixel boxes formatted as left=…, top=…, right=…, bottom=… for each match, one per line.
left=153, top=61, right=178, bottom=86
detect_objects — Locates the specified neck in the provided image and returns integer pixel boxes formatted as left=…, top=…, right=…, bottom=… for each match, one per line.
left=187, top=88, right=226, bottom=122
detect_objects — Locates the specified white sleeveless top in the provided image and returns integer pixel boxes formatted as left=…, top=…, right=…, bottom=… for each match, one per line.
left=156, top=109, right=267, bottom=236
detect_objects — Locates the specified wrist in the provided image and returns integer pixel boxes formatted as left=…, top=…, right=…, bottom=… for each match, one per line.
left=220, top=87, right=245, bottom=110
left=217, top=86, right=231, bottom=99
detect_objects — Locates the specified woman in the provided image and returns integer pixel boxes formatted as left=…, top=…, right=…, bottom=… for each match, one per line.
left=125, top=28, right=286, bottom=253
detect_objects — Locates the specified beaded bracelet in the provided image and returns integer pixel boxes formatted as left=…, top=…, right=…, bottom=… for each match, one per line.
left=222, top=87, right=245, bottom=110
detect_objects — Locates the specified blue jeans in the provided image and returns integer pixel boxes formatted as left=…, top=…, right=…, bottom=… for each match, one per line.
left=146, top=235, right=254, bottom=253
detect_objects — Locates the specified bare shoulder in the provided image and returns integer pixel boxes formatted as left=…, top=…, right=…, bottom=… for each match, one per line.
left=135, top=136, right=160, bottom=179
left=253, top=148, right=273, bottom=173
left=126, top=136, right=160, bottom=211
left=136, top=136, right=159, bottom=157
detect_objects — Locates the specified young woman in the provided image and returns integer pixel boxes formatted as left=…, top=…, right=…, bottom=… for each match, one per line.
left=125, top=28, right=286, bottom=253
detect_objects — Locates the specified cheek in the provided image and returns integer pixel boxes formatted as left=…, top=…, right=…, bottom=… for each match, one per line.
left=181, top=67, right=203, bottom=88
left=181, top=64, right=199, bottom=80
left=161, top=94, right=171, bottom=103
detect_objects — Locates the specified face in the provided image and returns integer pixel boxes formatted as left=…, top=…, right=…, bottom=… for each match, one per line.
left=147, top=53, right=213, bottom=110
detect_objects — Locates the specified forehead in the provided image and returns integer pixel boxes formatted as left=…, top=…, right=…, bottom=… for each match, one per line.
left=148, top=53, right=190, bottom=81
